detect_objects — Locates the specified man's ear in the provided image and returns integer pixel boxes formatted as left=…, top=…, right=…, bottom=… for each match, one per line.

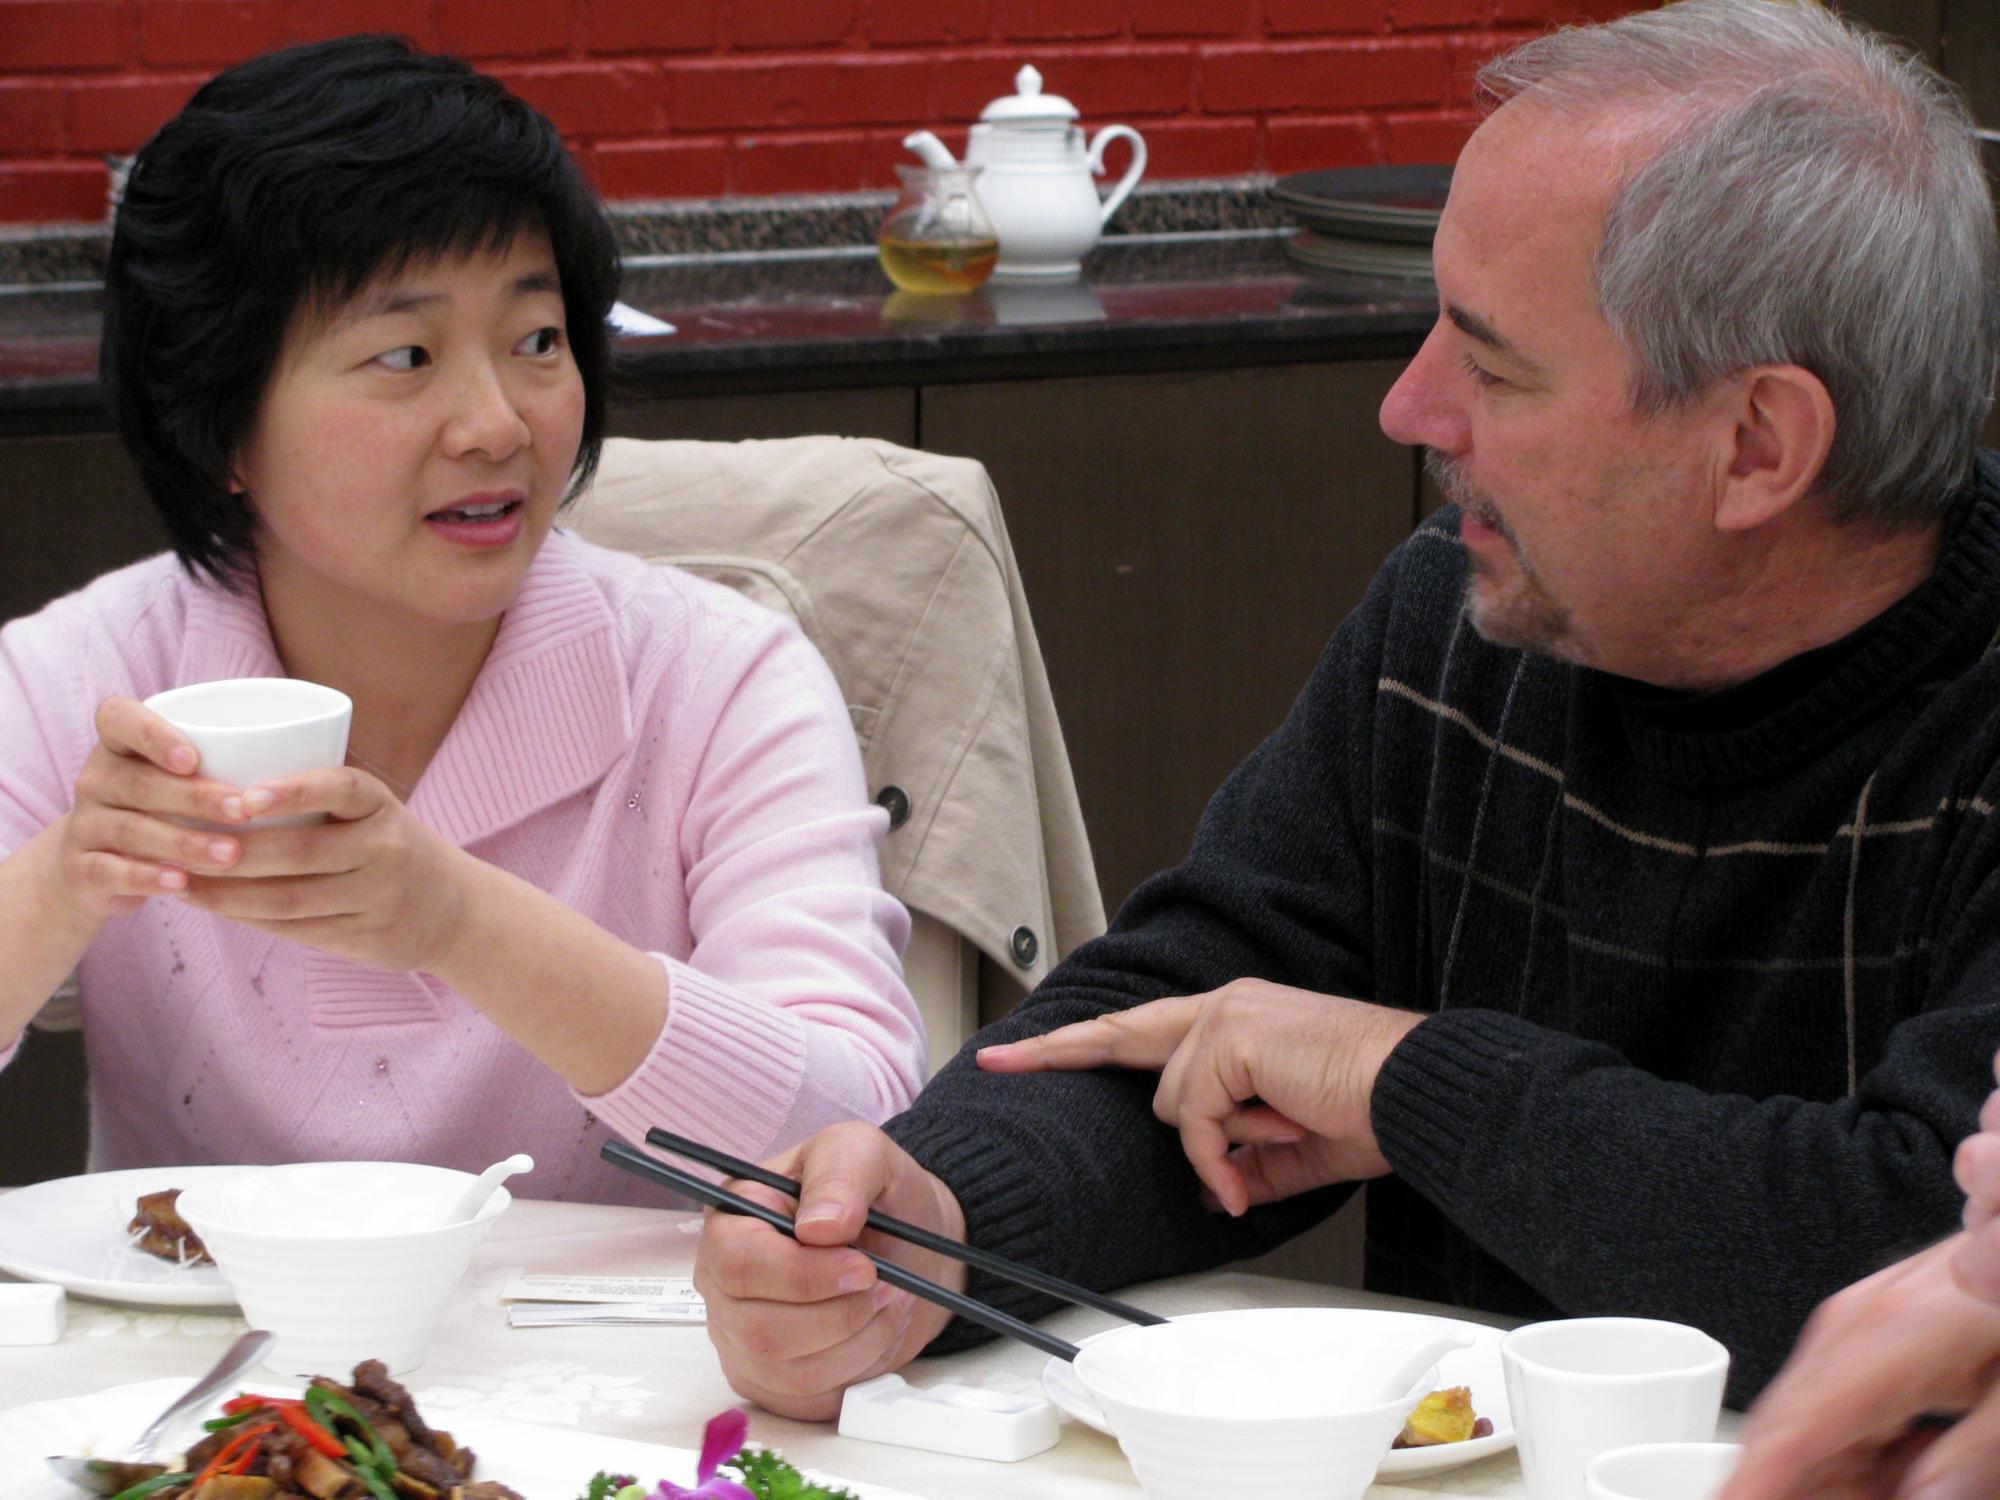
left=1713, top=364, right=1836, bottom=534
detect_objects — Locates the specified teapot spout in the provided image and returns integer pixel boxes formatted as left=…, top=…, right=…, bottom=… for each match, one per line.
left=902, top=130, right=959, bottom=170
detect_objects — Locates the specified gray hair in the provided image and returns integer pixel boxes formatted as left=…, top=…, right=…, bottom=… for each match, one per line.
left=1479, top=0, right=1999, bottom=529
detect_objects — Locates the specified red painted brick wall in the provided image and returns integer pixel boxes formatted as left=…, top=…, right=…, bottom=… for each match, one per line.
left=0, top=0, right=1648, bottom=225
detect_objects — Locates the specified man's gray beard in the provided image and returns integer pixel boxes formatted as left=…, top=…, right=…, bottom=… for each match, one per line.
left=1422, top=448, right=1576, bottom=658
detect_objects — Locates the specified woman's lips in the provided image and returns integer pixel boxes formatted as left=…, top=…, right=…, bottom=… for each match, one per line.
left=424, top=498, right=523, bottom=548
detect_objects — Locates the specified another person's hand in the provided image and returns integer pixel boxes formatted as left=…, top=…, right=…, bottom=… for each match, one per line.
left=1718, top=1234, right=2000, bottom=1500
left=695, top=1123, right=966, bottom=1420
left=174, top=764, right=475, bottom=973
left=1955, top=1056, right=2000, bottom=1303
left=55, top=695, right=257, bottom=919
left=976, top=979, right=1423, bottom=1215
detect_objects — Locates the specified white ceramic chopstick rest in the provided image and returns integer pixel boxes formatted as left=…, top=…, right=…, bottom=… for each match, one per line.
left=839, top=1371, right=1059, bottom=1462
left=0, top=1281, right=65, bottom=1344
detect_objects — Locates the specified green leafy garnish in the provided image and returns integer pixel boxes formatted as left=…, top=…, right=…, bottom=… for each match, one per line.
left=720, top=1447, right=862, bottom=1500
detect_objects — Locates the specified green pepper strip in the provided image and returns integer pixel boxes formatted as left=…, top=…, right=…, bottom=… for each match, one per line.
left=305, top=1388, right=397, bottom=1473
left=341, top=1438, right=398, bottom=1500
left=201, top=1410, right=258, bottom=1433
left=108, top=1474, right=192, bottom=1500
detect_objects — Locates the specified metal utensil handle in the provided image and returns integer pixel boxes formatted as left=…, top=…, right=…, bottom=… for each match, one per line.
left=132, top=1329, right=275, bottom=1452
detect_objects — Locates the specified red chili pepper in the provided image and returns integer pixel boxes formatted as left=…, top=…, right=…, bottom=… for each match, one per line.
left=191, top=1422, right=277, bottom=1488
left=220, top=1396, right=285, bottom=1415
left=272, top=1401, right=347, bottom=1459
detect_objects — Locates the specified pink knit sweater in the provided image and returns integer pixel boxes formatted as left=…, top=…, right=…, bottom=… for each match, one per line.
left=0, top=530, right=924, bottom=1203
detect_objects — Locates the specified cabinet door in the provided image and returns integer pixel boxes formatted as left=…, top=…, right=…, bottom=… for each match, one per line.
left=922, top=361, right=1416, bottom=919
left=0, top=434, right=164, bottom=627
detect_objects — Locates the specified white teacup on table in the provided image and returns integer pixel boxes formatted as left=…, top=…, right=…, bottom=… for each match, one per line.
left=143, top=677, right=351, bottom=829
left=1502, top=1318, right=1731, bottom=1500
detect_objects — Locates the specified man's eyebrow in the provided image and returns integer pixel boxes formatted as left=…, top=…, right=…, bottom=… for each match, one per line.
left=1446, top=303, right=1540, bottom=373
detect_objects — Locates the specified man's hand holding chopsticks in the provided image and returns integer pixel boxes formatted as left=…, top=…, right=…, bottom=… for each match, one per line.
left=975, top=979, right=1425, bottom=1217
left=694, top=1122, right=967, bottom=1421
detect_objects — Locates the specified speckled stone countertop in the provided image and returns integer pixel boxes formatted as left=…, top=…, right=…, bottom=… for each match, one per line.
left=0, top=178, right=1436, bottom=430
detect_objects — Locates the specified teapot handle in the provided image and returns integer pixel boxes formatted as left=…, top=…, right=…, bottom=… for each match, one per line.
left=1087, top=124, right=1148, bottom=226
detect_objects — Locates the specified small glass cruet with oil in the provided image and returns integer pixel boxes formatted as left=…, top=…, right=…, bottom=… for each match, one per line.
left=877, top=141, right=999, bottom=295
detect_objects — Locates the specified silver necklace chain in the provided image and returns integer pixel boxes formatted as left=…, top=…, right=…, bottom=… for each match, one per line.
left=344, top=746, right=416, bottom=798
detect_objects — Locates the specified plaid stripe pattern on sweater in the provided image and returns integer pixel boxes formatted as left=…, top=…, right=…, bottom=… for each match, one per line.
left=891, top=452, right=2000, bottom=1404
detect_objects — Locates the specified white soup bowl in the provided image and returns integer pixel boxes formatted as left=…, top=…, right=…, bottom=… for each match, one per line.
left=1071, top=1309, right=1439, bottom=1500
left=175, top=1160, right=508, bottom=1376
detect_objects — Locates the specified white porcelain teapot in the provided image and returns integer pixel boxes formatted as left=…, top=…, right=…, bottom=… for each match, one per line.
left=962, top=65, right=1147, bottom=279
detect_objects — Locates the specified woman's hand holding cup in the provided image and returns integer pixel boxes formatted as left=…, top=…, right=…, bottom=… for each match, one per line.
left=174, top=764, right=477, bottom=974
left=55, top=694, right=260, bottom=920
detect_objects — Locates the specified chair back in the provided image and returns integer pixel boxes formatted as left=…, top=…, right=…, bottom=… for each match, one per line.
left=571, top=435, right=1106, bottom=1071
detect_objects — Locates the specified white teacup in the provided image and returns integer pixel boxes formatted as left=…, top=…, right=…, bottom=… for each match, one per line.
left=1587, top=1442, right=1741, bottom=1500
left=1502, top=1318, right=1730, bottom=1500
left=144, top=677, right=351, bottom=829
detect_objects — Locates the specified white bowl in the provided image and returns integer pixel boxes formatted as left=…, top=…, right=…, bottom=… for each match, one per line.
left=175, top=1161, right=508, bottom=1376
left=1586, top=1442, right=1741, bottom=1500
left=1072, top=1312, right=1437, bottom=1500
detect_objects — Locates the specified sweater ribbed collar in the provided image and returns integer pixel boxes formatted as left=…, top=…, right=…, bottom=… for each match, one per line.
left=175, top=528, right=633, bottom=846
left=1599, top=452, right=2000, bottom=791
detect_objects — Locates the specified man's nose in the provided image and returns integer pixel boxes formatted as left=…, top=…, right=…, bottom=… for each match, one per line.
left=442, top=362, right=531, bottom=461
left=1379, top=322, right=1470, bottom=456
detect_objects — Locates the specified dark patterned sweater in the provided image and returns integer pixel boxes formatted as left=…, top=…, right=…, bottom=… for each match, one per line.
left=889, top=452, right=2000, bottom=1405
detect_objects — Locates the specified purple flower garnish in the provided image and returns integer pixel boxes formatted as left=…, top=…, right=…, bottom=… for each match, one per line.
left=651, top=1409, right=755, bottom=1500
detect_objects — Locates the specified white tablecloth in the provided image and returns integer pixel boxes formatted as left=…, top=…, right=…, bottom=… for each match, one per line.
left=0, top=1196, right=1738, bottom=1499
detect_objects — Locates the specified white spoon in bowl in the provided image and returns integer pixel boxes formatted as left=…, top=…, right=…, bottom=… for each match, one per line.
left=446, top=1153, right=533, bottom=1224
left=1375, top=1332, right=1478, bottom=1403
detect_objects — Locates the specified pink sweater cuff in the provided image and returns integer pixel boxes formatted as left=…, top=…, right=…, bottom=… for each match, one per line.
left=584, top=954, right=811, bottom=1164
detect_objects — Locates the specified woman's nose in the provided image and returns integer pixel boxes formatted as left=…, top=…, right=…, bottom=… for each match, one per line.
left=442, top=363, right=531, bottom=461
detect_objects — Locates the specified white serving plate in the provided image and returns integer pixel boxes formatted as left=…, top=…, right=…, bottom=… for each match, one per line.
left=0, top=1166, right=241, bottom=1308
left=0, top=1378, right=929, bottom=1500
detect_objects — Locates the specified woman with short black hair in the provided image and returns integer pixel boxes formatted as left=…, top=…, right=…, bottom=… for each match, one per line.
left=0, top=37, right=924, bottom=1201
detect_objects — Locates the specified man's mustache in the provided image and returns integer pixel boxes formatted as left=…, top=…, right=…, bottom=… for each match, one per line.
left=1423, top=448, right=1517, bottom=546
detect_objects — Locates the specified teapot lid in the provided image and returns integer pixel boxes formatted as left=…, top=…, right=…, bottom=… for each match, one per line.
left=978, top=64, right=1079, bottom=125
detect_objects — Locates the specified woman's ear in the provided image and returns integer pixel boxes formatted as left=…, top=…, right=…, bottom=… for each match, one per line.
left=1713, top=364, right=1837, bottom=535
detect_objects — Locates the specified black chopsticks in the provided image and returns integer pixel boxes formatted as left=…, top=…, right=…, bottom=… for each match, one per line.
left=602, top=1138, right=1083, bottom=1362
left=642, top=1125, right=1167, bottom=1331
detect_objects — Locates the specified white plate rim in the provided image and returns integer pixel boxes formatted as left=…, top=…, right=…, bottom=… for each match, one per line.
left=1040, top=1306, right=1515, bottom=1478
left=0, top=1165, right=243, bottom=1308
left=0, top=1378, right=932, bottom=1500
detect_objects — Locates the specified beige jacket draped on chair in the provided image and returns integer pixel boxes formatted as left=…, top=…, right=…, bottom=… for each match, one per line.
left=571, top=435, right=1105, bottom=1071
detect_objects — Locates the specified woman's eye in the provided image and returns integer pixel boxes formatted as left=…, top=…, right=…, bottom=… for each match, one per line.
left=1460, top=353, right=1504, bottom=390
left=516, top=326, right=561, bottom=357
left=373, top=346, right=429, bottom=372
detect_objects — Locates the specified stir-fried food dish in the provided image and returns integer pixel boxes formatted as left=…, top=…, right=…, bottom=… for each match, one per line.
left=126, top=1189, right=211, bottom=1267
left=106, top=1361, right=520, bottom=1500
left=1391, top=1385, right=1494, bottom=1448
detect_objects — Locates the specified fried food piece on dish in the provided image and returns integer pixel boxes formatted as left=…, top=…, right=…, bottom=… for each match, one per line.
left=127, top=1187, right=212, bottom=1266
left=1394, top=1385, right=1493, bottom=1448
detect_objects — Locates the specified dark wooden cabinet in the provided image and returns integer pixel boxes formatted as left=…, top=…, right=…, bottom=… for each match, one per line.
left=923, top=361, right=1413, bottom=916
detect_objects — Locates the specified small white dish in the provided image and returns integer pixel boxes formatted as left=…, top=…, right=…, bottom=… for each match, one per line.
left=0, top=1165, right=240, bottom=1308
left=1043, top=1306, right=1513, bottom=1478
left=1587, top=1441, right=1742, bottom=1500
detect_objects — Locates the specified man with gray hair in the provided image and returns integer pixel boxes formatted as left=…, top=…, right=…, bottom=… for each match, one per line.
left=693, top=0, right=2000, bottom=1417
